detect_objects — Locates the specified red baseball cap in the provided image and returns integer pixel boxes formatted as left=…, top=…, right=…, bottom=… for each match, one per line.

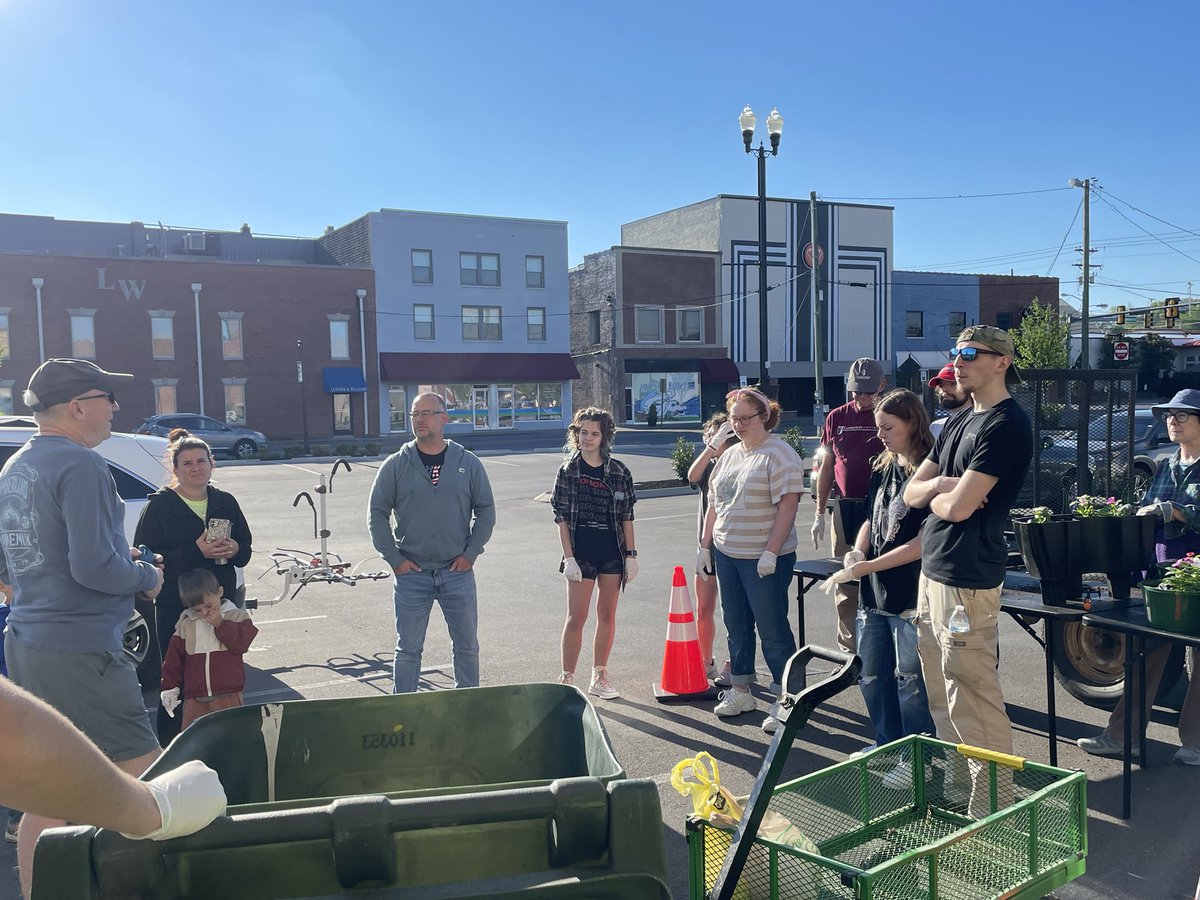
left=927, top=364, right=957, bottom=388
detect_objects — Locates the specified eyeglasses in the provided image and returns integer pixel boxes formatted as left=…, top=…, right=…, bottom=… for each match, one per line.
left=731, top=413, right=763, bottom=426
left=1165, top=410, right=1195, bottom=423
left=949, top=347, right=1003, bottom=362
left=75, top=392, right=116, bottom=405
left=410, top=410, right=445, bottom=419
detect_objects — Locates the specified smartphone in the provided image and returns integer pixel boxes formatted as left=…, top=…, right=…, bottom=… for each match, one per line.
left=206, top=518, right=232, bottom=565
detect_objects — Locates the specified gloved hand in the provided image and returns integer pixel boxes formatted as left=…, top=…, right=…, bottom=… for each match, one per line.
left=1137, top=501, right=1173, bottom=522
left=811, top=514, right=826, bottom=549
left=819, top=567, right=856, bottom=596
left=757, top=551, right=777, bottom=578
left=844, top=549, right=865, bottom=568
left=563, top=557, right=583, bottom=582
left=697, top=547, right=713, bottom=580
left=625, top=557, right=639, bottom=583
left=707, top=421, right=737, bottom=451
left=121, top=760, right=227, bottom=841
left=160, top=688, right=181, bottom=718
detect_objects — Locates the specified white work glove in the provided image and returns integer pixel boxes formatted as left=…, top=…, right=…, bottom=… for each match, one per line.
left=160, top=688, right=181, bottom=718
left=707, top=421, right=737, bottom=451
left=819, top=567, right=856, bottom=596
left=811, top=514, right=826, bottom=549
left=563, top=557, right=583, bottom=582
left=697, top=547, right=713, bottom=580
left=844, top=549, right=865, bottom=568
left=757, top=551, right=778, bottom=578
left=1137, top=501, right=1173, bottom=522
left=625, top=557, right=639, bottom=583
left=122, top=759, right=227, bottom=841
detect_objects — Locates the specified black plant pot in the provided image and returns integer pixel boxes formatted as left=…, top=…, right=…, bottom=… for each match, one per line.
left=1016, top=514, right=1157, bottom=603
left=1014, top=515, right=1083, bottom=606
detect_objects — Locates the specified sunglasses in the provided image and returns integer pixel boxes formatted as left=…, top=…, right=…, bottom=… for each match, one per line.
left=75, top=392, right=116, bottom=404
left=949, top=347, right=1003, bottom=362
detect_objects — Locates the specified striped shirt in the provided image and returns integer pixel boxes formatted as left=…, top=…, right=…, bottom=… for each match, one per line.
left=708, top=435, right=804, bottom=559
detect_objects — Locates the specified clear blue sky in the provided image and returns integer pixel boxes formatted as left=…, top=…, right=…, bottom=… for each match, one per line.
left=3, top=0, right=1197, bottom=316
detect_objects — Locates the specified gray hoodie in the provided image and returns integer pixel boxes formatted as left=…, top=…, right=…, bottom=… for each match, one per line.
left=368, top=440, right=496, bottom=571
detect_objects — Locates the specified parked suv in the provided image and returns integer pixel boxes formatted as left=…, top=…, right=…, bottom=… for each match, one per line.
left=135, top=414, right=267, bottom=459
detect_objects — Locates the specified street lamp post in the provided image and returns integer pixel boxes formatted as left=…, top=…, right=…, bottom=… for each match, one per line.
left=740, top=105, right=783, bottom=395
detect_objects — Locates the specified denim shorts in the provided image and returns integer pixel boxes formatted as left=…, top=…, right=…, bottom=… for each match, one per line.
left=577, top=557, right=623, bottom=580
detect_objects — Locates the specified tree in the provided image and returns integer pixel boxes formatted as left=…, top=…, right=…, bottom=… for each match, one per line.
left=1009, top=298, right=1070, bottom=369
left=1133, top=332, right=1175, bottom=380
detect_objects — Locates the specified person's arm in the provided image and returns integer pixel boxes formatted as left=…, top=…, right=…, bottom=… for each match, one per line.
left=814, top=445, right=834, bottom=514
left=687, top=446, right=716, bottom=485
left=700, top=504, right=717, bottom=549
left=852, top=524, right=925, bottom=576
left=853, top=519, right=870, bottom=556
left=225, top=496, right=253, bottom=568
left=903, top=458, right=955, bottom=509
left=160, top=633, right=185, bottom=691
left=0, top=678, right=225, bottom=839
left=462, top=462, right=496, bottom=563
left=930, top=469, right=998, bottom=522
left=766, top=493, right=800, bottom=555
left=367, top=456, right=406, bottom=570
left=65, top=460, right=158, bottom=596
left=214, top=613, right=258, bottom=655
left=622, top=520, right=635, bottom=555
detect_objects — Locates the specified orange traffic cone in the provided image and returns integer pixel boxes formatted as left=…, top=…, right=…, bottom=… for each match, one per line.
left=654, top=565, right=721, bottom=702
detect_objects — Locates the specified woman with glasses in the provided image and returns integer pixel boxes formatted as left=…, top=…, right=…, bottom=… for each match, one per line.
left=551, top=408, right=637, bottom=700
left=699, top=388, right=803, bottom=732
left=1078, top=388, right=1200, bottom=765
left=134, top=429, right=252, bottom=744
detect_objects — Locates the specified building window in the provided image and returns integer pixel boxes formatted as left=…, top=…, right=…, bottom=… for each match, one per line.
left=948, top=311, right=966, bottom=338
left=221, top=314, right=244, bottom=360
left=905, top=310, right=924, bottom=338
left=525, top=255, right=544, bottom=289
left=635, top=306, right=663, bottom=343
left=0, top=311, right=9, bottom=361
left=153, top=381, right=177, bottom=415
left=0, top=381, right=12, bottom=416
left=414, top=304, right=435, bottom=340
left=388, top=386, right=407, bottom=431
left=677, top=308, right=703, bottom=343
left=412, top=249, right=432, bottom=284
left=150, top=313, right=175, bottom=359
left=68, top=309, right=97, bottom=359
left=223, top=381, right=247, bottom=425
left=332, top=394, right=352, bottom=433
left=419, top=384, right=474, bottom=424
left=996, top=311, right=1013, bottom=330
left=462, top=305, right=502, bottom=341
left=527, top=307, right=546, bottom=342
left=515, top=383, right=562, bottom=422
left=329, top=317, right=350, bottom=360
left=589, top=310, right=601, bottom=345
left=460, top=252, right=500, bottom=286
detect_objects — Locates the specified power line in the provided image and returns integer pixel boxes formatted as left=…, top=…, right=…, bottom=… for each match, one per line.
left=823, top=187, right=1073, bottom=202
left=1093, top=190, right=1200, bottom=268
left=1045, top=198, right=1082, bottom=277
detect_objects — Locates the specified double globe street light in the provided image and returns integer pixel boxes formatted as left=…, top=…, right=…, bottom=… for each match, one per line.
left=740, top=105, right=783, bottom=394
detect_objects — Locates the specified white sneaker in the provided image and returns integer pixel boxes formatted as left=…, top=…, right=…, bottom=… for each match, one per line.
left=713, top=689, right=756, bottom=717
left=589, top=667, right=619, bottom=700
left=881, top=758, right=930, bottom=791
left=556, top=672, right=574, bottom=686
left=762, top=702, right=782, bottom=734
left=712, top=660, right=732, bottom=687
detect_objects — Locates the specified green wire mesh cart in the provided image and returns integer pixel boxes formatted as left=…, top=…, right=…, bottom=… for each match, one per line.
left=689, top=728, right=1088, bottom=900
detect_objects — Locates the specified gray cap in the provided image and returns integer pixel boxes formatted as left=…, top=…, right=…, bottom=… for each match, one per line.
left=1152, top=389, right=1200, bottom=419
left=847, top=358, right=884, bottom=393
left=23, top=358, right=134, bottom=412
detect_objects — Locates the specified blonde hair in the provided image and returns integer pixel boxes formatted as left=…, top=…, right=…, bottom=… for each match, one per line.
left=871, top=389, right=933, bottom=474
left=725, top=388, right=782, bottom=431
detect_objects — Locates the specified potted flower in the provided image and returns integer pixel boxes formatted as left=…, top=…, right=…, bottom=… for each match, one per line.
left=1141, top=553, right=1200, bottom=635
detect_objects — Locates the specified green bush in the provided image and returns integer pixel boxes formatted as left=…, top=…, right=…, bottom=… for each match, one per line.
left=670, top=435, right=697, bottom=482
left=284, top=444, right=304, bottom=457
left=365, top=442, right=382, bottom=456
left=780, top=426, right=807, bottom=459
left=646, top=402, right=658, bottom=427
left=311, top=444, right=333, bottom=457
left=335, top=442, right=360, bottom=456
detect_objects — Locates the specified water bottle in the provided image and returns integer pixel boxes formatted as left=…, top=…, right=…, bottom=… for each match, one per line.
left=948, top=603, right=971, bottom=635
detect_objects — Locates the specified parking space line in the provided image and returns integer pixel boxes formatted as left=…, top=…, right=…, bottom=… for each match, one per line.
left=256, top=614, right=328, bottom=625
left=244, top=661, right=451, bottom=700
left=635, top=513, right=693, bottom=523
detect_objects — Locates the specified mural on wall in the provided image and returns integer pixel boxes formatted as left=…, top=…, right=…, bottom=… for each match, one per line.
left=632, top=372, right=700, bottom=422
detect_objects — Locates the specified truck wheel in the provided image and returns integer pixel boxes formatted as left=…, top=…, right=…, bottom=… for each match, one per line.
left=1050, top=620, right=1187, bottom=711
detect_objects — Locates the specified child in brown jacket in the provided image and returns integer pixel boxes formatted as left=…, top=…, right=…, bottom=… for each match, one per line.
left=160, top=569, right=257, bottom=730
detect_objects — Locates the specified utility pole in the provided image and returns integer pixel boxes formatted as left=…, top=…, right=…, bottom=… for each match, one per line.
left=1070, top=178, right=1092, bottom=369
left=810, top=191, right=824, bottom=428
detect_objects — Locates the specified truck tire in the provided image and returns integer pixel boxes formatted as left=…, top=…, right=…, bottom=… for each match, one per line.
left=1050, top=619, right=1187, bottom=711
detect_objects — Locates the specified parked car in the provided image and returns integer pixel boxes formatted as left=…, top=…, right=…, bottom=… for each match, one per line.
left=135, top=413, right=267, bottom=459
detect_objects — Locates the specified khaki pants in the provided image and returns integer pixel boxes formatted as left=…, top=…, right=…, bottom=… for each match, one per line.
left=917, top=574, right=1013, bottom=817
left=1106, top=644, right=1200, bottom=748
left=831, top=500, right=860, bottom=654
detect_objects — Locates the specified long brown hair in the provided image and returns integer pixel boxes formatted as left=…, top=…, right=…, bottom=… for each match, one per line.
left=566, top=407, right=617, bottom=456
left=871, top=389, right=933, bottom=474
left=165, top=428, right=214, bottom=488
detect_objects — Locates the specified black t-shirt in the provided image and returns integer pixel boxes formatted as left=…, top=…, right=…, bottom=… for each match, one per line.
left=861, top=460, right=928, bottom=615
left=572, top=461, right=620, bottom=564
left=921, top=397, right=1033, bottom=589
left=417, top=448, right=446, bottom=485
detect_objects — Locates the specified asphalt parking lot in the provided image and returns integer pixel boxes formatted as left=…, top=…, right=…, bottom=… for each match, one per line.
left=3, top=446, right=1199, bottom=898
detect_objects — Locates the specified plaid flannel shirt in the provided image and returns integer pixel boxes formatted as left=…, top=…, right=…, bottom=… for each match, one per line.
left=1144, top=449, right=1200, bottom=540
left=551, top=451, right=636, bottom=580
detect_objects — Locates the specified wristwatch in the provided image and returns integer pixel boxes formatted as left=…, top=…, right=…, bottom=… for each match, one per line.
left=625, top=549, right=638, bottom=558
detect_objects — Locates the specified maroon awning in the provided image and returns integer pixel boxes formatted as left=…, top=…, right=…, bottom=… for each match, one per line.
left=698, top=357, right=742, bottom=382
left=379, top=352, right=580, bottom=382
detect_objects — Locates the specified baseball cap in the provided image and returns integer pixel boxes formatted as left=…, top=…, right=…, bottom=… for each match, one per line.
left=928, top=364, right=957, bottom=388
left=956, top=325, right=1023, bottom=384
left=847, top=358, right=884, bottom=393
left=23, top=358, right=134, bottom=412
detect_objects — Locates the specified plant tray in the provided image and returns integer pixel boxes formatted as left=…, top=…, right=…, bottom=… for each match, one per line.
left=688, top=736, right=1087, bottom=900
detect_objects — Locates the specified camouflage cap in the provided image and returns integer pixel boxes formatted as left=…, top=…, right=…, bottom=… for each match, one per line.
left=956, top=325, right=1023, bottom=384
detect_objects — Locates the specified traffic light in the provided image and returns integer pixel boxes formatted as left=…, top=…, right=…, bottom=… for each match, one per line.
left=1166, top=297, right=1180, bottom=323
left=1145, top=312, right=1154, bottom=328
left=1116, top=305, right=1126, bottom=325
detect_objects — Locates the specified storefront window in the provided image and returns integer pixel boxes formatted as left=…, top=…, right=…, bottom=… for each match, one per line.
left=419, top=383, right=473, bottom=424
left=333, top=394, right=352, bottom=433
left=388, top=386, right=406, bottom=431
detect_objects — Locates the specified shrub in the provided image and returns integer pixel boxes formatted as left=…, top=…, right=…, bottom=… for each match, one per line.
left=335, top=442, right=360, bottom=457
left=646, top=402, right=658, bottom=427
left=670, top=435, right=697, bottom=482
left=284, top=444, right=304, bottom=457
left=365, top=442, right=381, bottom=456
left=311, top=444, right=333, bottom=457
left=780, top=426, right=807, bottom=459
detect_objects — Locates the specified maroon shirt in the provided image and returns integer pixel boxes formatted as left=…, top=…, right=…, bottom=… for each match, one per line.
left=820, top=401, right=883, bottom=499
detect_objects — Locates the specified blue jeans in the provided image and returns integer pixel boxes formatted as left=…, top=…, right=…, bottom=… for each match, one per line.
left=392, top=567, right=479, bottom=693
left=856, top=606, right=934, bottom=745
left=714, top=548, right=797, bottom=689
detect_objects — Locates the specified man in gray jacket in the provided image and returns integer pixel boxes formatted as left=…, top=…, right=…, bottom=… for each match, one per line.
left=369, top=392, right=496, bottom=693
